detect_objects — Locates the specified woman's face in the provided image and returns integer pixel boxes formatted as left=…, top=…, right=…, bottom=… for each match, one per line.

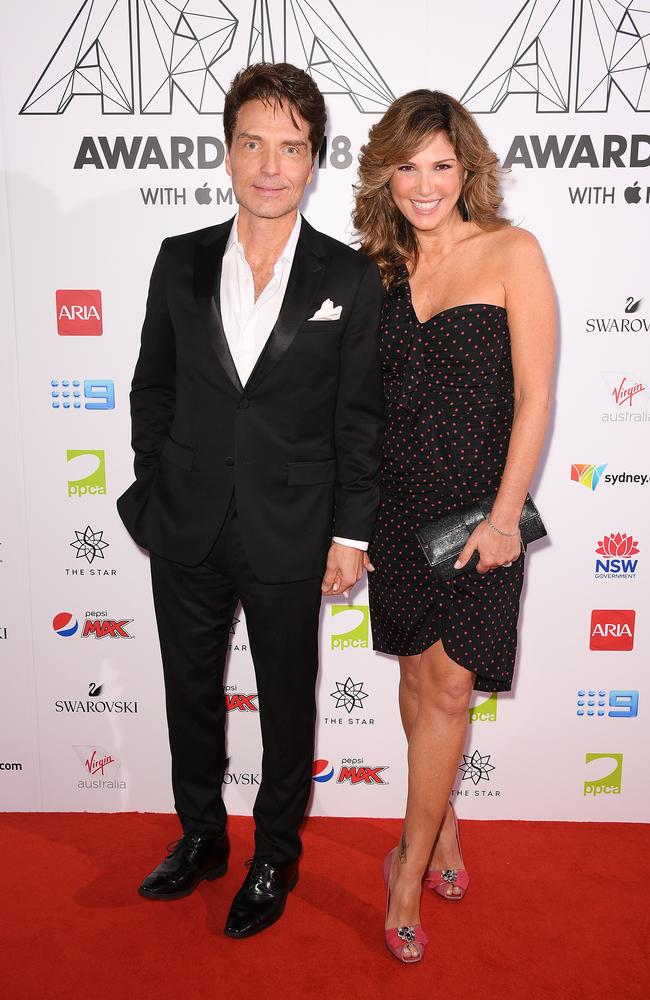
left=388, top=131, right=466, bottom=234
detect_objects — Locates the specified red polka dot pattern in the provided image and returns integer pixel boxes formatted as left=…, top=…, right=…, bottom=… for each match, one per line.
left=368, top=274, right=524, bottom=693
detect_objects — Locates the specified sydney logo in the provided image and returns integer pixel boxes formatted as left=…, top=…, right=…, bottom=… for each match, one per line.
left=571, top=463, right=607, bottom=491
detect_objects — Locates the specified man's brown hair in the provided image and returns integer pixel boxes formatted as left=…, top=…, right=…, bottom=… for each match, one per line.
left=224, top=62, right=326, bottom=158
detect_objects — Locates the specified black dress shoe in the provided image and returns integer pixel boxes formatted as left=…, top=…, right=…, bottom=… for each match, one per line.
left=224, top=858, right=298, bottom=938
left=139, top=831, right=230, bottom=900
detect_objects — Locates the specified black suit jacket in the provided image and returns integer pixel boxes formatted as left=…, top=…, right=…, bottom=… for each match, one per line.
left=117, top=215, right=384, bottom=581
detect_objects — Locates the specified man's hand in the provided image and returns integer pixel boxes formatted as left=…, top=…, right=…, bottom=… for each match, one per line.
left=321, top=542, right=368, bottom=597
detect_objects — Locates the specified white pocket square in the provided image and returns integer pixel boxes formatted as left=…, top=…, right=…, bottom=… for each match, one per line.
left=308, top=298, right=342, bottom=321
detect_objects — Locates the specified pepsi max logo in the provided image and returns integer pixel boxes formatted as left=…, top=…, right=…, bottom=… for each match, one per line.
left=312, top=759, right=334, bottom=783
left=53, top=612, right=78, bottom=637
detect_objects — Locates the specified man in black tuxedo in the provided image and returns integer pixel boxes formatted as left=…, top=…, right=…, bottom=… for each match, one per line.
left=117, top=63, right=383, bottom=938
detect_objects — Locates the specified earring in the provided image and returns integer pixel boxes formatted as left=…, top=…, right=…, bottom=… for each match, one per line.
left=460, top=194, right=471, bottom=222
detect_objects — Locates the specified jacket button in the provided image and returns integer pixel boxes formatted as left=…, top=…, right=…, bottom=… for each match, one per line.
left=225, top=456, right=235, bottom=467
left=238, top=398, right=250, bottom=409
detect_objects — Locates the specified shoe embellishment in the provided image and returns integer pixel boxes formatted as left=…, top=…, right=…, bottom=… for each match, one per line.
left=441, top=869, right=458, bottom=883
left=398, top=926, right=416, bottom=944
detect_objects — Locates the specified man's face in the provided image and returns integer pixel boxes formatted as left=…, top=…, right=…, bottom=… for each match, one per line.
left=225, top=98, right=314, bottom=221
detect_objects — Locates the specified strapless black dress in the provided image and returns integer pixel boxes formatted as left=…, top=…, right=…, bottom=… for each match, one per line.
left=368, top=276, right=524, bottom=692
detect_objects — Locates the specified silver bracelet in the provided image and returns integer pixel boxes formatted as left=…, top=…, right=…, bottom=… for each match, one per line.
left=485, top=514, right=520, bottom=538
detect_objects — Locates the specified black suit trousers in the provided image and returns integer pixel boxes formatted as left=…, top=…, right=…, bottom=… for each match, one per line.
left=149, top=499, right=322, bottom=865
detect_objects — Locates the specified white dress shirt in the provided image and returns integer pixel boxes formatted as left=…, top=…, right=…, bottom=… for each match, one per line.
left=220, top=213, right=367, bottom=552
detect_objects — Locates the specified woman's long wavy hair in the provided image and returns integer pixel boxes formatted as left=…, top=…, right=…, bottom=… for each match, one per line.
left=354, top=90, right=510, bottom=289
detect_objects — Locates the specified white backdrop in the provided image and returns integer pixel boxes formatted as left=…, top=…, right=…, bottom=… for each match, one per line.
left=1, top=0, right=648, bottom=822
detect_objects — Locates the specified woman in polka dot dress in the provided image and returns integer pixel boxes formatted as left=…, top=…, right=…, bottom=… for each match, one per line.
left=354, top=90, right=556, bottom=963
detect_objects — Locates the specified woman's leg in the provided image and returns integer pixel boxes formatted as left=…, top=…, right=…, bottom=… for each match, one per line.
left=386, top=640, right=474, bottom=958
left=398, top=655, right=466, bottom=884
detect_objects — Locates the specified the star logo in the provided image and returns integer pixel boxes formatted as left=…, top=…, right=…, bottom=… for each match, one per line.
left=329, top=677, right=369, bottom=714
left=70, top=526, right=109, bottom=564
left=459, top=750, right=495, bottom=785
left=230, top=617, right=239, bottom=635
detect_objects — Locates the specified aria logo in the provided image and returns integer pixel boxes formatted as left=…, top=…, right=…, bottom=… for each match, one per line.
left=595, top=533, right=639, bottom=580
left=589, top=609, right=635, bottom=651
left=56, top=290, right=102, bottom=335
left=330, top=605, right=369, bottom=650
left=577, top=690, right=639, bottom=719
left=584, top=752, right=623, bottom=797
left=21, top=1, right=392, bottom=117
left=463, top=0, right=650, bottom=115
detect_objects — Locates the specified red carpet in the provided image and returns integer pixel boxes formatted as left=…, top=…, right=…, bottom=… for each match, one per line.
left=1, top=813, right=648, bottom=999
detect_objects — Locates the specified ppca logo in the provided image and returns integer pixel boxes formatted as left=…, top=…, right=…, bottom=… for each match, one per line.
left=584, top=752, right=623, bottom=797
left=67, top=450, right=106, bottom=497
left=56, top=290, right=102, bottom=335
left=330, top=605, right=369, bottom=650
left=469, top=692, right=498, bottom=723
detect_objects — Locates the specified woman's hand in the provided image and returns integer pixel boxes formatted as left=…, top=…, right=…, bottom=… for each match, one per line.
left=454, top=520, right=521, bottom=574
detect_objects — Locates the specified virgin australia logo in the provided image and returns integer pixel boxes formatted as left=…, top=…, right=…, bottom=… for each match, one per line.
left=21, top=0, right=393, bottom=116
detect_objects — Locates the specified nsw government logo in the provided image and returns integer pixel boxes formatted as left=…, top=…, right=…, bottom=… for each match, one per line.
left=589, top=610, right=635, bottom=651
left=584, top=752, right=623, bottom=797
left=56, top=290, right=102, bottom=335
left=594, top=533, right=639, bottom=580
left=66, top=450, right=106, bottom=497
left=330, top=605, right=369, bottom=650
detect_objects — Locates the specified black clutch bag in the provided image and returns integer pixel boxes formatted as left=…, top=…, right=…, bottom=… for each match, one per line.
left=415, top=493, right=547, bottom=581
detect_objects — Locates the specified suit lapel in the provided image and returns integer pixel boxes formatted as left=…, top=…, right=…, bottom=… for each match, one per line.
left=243, top=218, right=328, bottom=395
left=193, top=220, right=243, bottom=394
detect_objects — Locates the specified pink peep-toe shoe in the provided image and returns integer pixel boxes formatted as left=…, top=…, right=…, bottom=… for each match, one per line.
left=383, top=848, right=428, bottom=964
left=425, top=804, right=470, bottom=901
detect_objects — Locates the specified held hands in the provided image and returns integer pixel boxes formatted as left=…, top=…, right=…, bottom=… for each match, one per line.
left=454, top=519, right=522, bottom=574
left=321, top=543, right=375, bottom=598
